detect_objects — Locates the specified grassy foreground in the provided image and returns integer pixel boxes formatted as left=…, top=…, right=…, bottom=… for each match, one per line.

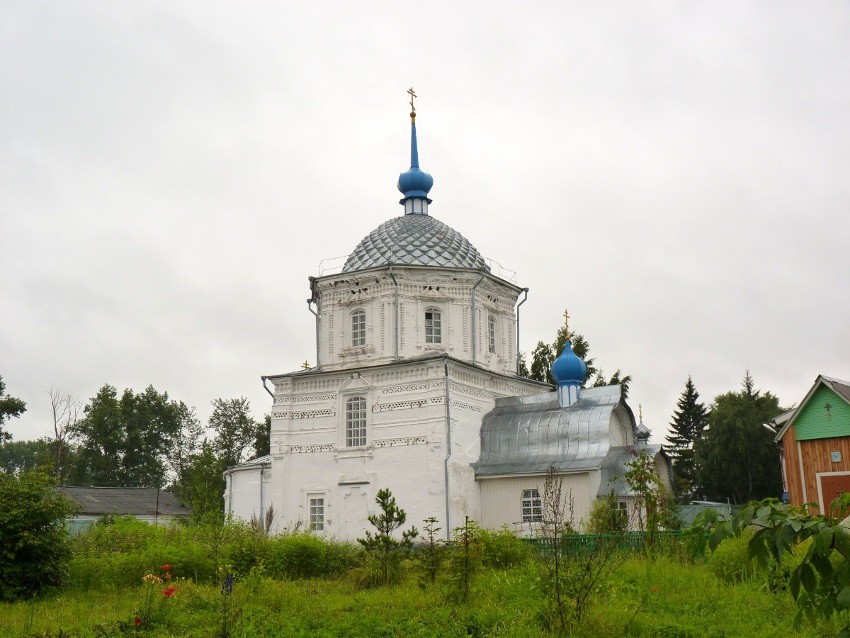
left=0, top=556, right=842, bottom=638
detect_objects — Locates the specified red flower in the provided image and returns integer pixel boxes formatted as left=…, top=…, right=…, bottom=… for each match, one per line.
left=162, top=564, right=171, bottom=572
left=162, top=585, right=177, bottom=598
left=134, top=617, right=142, bottom=626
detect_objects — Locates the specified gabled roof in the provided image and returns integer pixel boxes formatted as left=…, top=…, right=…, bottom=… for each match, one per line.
left=473, top=384, right=634, bottom=477
left=774, top=375, right=850, bottom=442
left=56, top=486, right=190, bottom=517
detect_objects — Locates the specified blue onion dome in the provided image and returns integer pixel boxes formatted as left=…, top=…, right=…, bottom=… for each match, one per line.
left=397, top=118, right=433, bottom=205
left=551, top=341, right=587, bottom=386
left=397, top=164, right=433, bottom=201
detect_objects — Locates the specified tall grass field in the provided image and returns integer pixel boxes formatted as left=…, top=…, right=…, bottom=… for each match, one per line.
left=0, top=517, right=845, bottom=637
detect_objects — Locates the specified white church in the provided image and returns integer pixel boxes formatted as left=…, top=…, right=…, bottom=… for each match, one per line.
left=224, top=96, right=671, bottom=539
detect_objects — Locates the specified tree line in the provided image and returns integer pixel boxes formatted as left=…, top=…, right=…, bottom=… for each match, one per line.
left=665, top=372, right=784, bottom=504
left=0, top=376, right=270, bottom=519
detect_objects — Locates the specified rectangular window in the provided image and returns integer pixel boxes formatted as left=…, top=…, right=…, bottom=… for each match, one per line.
left=425, top=310, right=441, bottom=344
left=308, top=496, right=325, bottom=531
left=488, top=315, right=496, bottom=354
left=351, top=311, right=366, bottom=347
left=522, top=488, right=542, bottom=523
left=345, top=397, right=367, bottom=447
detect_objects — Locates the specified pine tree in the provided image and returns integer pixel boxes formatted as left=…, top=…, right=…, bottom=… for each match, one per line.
left=666, top=376, right=709, bottom=499
left=694, top=372, right=783, bottom=504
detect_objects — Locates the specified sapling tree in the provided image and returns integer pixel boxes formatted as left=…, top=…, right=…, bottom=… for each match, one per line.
left=358, top=488, right=418, bottom=585
left=418, top=516, right=443, bottom=588
left=446, top=516, right=481, bottom=602
left=539, top=465, right=626, bottom=632
left=625, top=449, right=679, bottom=551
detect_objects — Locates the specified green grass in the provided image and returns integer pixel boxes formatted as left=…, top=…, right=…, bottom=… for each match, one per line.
left=0, top=557, right=843, bottom=637
left=2, top=519, right=846, bottom=637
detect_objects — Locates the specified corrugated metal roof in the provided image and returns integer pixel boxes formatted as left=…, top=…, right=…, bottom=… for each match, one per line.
left=56, top=486, right=190, bottom=517
left=342, top=214, right=489, bottom=272
left=473, top=385, right=630, bottom=478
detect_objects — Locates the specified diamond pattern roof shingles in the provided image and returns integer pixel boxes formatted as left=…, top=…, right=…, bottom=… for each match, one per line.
left=342, top=215, right=489, bottom=273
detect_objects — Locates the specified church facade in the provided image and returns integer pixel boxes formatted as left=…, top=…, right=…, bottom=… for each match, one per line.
left=224, top=100, right=670, bottom=539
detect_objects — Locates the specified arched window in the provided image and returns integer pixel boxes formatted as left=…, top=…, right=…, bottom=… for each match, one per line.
left=425, top=308, right=441, bottom=344
left=351, top=309, right=366, bottom=347
left=521, top=489, right=542, bottom=523
left=488, top=315, right=497, bottom=354
left=345, top=396, right=367, bottom=447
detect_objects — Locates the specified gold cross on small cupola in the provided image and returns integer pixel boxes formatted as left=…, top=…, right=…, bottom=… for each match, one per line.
left=407, top=87, right=417, bottom=121
left=563, top=309, right=570, bottom=336
left=301, top=360, right=310, bottom=370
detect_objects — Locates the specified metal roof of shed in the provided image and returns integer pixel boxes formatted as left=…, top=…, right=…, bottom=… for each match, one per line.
left=473, top=384, right=633, bottom=478
left=56, top=486, right=190, bottom=517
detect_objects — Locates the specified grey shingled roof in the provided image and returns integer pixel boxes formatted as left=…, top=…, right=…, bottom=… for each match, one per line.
left=342, top=214, right=489, bottom=272
left=56, top=486, right=190, bottom=517
left=473, top=385, right=632, bottom=478
left=824, top=376, right=850, bottom=404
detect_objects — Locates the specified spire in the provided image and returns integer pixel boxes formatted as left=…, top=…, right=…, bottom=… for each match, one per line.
left=397, top=87, right=433, bottom=213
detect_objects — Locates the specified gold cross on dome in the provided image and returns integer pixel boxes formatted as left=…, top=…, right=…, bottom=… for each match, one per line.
left=563, top=309, right=570, bottom=335
left=407, top=87, right=417, bottom=113
left=301, top=360, right=310, bottom=370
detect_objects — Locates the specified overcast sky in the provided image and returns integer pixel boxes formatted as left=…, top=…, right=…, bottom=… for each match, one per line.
left=2, top=1, right=849, bottom=444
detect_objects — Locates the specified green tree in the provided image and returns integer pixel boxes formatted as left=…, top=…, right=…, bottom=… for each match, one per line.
left=68, top=385, right=124, bottom=485
left=253, top=414, right=271, bottom=458
left=525, top=325, right=631, bottom=397
left=166, top=402, right=202, bottom=496
left=0, top=469, right=77, bottom=600
left=210, top=397, right=258, bottom=468
left=69, top=385, right=189, bottom=487
left=0, top=438, right=53, bottom=475
left=0, top=376, right=26, bottom=443
left=358, top=488, right=418, bottom=585
left=180, top=441, right=226, bottom=520
left=694, top=372, right=783, bottom=503
left=666, top=376, right=709, bottom=500
left=119, top=386, right=183, bottom=487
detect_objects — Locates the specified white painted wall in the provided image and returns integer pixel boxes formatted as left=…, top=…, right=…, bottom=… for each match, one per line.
left=479, top=472, right=595, bottom=533
left=224, top=463, right=271, bottom=523
left=264, top=358, right=542, bottom=539
left=313, top=267, right=521, bottom=376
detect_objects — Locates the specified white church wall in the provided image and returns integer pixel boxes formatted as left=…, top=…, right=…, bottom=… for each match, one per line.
left=313, top=267, right=523, bottom=376
left=265, top=357, right=544, bottom=539
left=224, top=463, right=271, bottom=523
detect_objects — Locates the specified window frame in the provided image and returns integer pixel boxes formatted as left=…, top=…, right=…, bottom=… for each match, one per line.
left=521, top=488, right=542, bottom=523
left=488, top=314, right=497, bottom=354
left=345, top=396, right=367, bottom=448
left=308, top=494, right=326, bottom=531
left=351, top=309, right=366, bottom=347
left=425, top=308, right=442, bottom=344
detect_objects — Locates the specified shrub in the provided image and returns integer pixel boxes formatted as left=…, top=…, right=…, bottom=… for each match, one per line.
left=478, top=526, right=531, bottom=569
left=707, top=527, right=758, bottom=583
left=584, top=493, right=628, bottom=534
left=0, top=469, right=77, bottom=600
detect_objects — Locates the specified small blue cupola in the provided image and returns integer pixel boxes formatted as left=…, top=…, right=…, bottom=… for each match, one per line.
left=551, top=340, right=587, bottom=408
left=397, top=88, right=433, bottom=215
